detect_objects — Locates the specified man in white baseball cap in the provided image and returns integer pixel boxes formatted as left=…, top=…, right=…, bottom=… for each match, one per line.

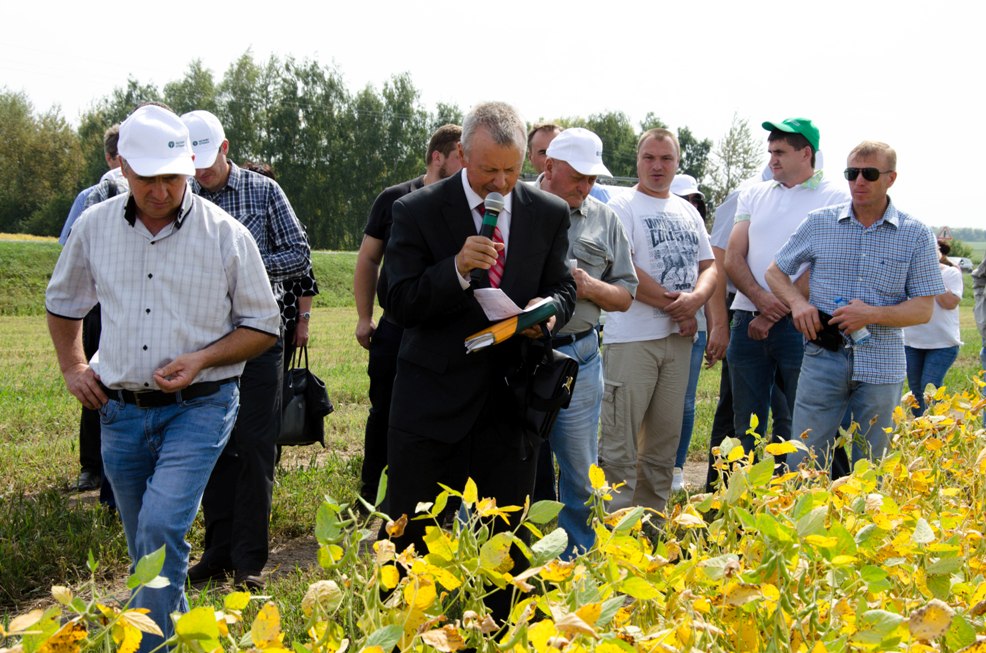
left=535, top=127, right=637, bottom=557
left=46, top=104, right=280, bottom=652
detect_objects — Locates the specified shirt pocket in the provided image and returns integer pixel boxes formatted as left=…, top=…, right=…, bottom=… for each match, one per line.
left=872, top=257, right=908, bottom=299
left=573, top=238, right=609, bottom=278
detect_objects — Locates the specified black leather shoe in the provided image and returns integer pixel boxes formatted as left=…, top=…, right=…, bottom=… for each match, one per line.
left=233, top=571, right=264, bottom=591
left=187, top=561, right=231, bottom=585
left=76, top=470, right=102, bottom=492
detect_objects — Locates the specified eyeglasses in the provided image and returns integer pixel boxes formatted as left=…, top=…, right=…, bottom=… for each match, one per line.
left=844, top=167, right=894, bottom=182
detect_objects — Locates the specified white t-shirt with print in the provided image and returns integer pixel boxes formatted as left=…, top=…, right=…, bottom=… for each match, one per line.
left=604, top=189, right=713, bottom=343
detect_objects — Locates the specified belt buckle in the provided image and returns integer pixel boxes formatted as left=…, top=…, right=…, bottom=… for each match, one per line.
left=133, top=392, right=153, bottom=408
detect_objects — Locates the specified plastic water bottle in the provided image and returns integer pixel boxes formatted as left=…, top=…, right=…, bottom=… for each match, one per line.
left=833, top=297, right=870, bottom=345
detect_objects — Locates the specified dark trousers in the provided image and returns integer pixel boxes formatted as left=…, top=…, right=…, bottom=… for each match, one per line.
left=200, top=338, right=283, bottom=572
left=386, top=386, right=537, bottom=620
left=360, top=317, right=402, bottom=505
left=80, top=304, right=102, bottom=473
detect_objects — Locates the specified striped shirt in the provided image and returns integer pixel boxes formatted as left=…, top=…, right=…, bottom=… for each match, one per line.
left=775, top=198, right=944, bottom=383
left=46, top=188, right=281, bottom=391
left=191, top=162, right=311, bottom=284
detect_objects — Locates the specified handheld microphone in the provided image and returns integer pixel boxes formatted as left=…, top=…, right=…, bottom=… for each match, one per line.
left=471, top=192, right=505, bottom=287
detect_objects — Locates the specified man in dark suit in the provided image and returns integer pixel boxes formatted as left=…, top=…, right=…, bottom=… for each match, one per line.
left=383, top=101, right=576, bottom=556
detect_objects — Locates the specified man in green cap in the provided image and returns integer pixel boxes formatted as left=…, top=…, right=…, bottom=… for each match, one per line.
left=719, top=117, right=849, bottom=470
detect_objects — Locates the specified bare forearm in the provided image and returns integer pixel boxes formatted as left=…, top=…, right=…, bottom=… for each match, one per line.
left=936, top=292, right=960, bottom=310
left=871, top=296, right=934, bottom=328
left=632, top=265, right=672, bottom=310
left=47, top=312, right=86, bottom=373
left=766, top=263, right=809, bottom=311
left=584, top=279, right=633, bottom=312
left=724, top=248, right=769, bottom=305
left=354, top=256, right=380, bottom=321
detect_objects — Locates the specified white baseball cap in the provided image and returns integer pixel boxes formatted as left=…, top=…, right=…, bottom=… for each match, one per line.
left=671, top=174, right=704, bottom=199
left=546, top=128, right=612, bottom=177
left=118, top=105, right=195, bottom=177
left=181, top=110, right=227, bottom=169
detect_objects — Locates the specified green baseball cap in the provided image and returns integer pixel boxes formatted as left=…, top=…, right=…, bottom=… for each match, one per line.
left=762, top=117, right=820, bottom=151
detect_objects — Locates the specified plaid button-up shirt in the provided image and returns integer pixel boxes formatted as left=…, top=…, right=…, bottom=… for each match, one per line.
left=192, top=162, right=311, bottom=285
left=775, top=198, right=944, bottom=384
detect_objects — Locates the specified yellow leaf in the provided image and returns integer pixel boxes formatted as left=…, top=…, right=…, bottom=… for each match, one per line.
left=114, top=623, right=142, bottom=653
left=830, top=555, right=858, bottom=566
left=575, top=602, right=603, bottom=627
left=379, top=565, right=400, bottom=590
left=463, top=478, right=478, bottom=507
left=727, top=444, right=746, bottom=462
left=724, top=582, right=761, bottom=607
left=765, top=441, right=799, bottom=456
left=589, top=464, right=606, bottom=490
left=539, top=560, right=576, bottom=583
left=805, top=535, right=839, bottom=548
left=403, top=575, right=437, bottom=610
left=526, top=620, right=558, bottom=651
left=225, top=591, right=251, bottom=611
left=673, top=506, right=708, bottom=529
left=420, top=625, right=467, bottom=652
left=38, top=621, right=86, bottom=653
left=50, top=586, right=72, bottom=606
left=251, top=602, right=284, bottom=648
left=908, top=598, right=954, bottom=641
left=362, top=647, right=386, bottom=653
left=119, top=610, right=163, bottom=637
left=8, top=609, right=44, bottom=634
left=176, top=606, right=221, bottom=652
left=550, top=606, right=598, bottom=639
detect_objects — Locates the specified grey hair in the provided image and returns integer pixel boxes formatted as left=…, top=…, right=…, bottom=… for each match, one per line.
left=462, top=101, right=527, bottom=158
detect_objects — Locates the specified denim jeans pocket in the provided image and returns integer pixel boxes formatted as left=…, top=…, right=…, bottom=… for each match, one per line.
left=98, top=399, right=123, bottom=423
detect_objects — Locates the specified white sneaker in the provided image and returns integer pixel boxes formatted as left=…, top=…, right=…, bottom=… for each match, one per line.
left=671, top=467, right=684, bottom=493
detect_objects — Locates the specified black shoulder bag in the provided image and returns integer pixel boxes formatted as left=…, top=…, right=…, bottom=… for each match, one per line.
left=279, top=345, right=333, bottom=447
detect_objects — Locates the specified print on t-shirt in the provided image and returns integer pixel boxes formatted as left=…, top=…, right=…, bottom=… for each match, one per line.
left=642, top=212, right=700, bottom=294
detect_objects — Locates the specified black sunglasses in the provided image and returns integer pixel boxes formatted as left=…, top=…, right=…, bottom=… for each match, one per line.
left=844, top=167, right=893, bottom=182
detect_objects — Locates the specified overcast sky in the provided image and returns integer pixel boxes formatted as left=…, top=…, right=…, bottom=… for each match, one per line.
left=2, top=0, right=981, bottom=229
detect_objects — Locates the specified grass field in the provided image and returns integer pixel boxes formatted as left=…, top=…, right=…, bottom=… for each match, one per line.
left=2, top=236, right=984, bottom=626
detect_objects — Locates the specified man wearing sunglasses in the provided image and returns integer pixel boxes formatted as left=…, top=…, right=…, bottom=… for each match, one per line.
left=723, top=118, right=849, bottom=468
left=766, top=141, right=943, bottom=472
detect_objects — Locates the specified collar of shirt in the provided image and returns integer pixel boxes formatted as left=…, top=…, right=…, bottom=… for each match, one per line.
left=123, top=183, right=194, bottom=231
left=838, top=196, right=900, bottom=229
left=534, top=173, right=587, bottom=218
left=460, top=169, right=513, bottom=247
left=772, top=168, right=825, bottom=191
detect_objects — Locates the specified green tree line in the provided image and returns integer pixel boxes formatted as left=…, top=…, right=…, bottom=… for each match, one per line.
left=1, top=52, right=763, bottom=248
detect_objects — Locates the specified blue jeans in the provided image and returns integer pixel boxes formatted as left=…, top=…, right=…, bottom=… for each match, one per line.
left=727, top=312, right=803, bottom=455
left=786, top=343, right=901, bottom=471
left=548, top=330, right=602, bottom=559
left=101, top=383, right=239, bottom=653
left=905, top=345, right=959, bottom=414
left=675, top=331, right=706, bottom=468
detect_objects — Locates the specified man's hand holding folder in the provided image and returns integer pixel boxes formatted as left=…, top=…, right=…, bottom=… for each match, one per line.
left=464, top=297, right=558, bottom=353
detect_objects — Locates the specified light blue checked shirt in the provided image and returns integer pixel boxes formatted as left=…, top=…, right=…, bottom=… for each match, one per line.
left=775, top=198, right=944, bottom=384
left=191, top=162, right=311, bottom=284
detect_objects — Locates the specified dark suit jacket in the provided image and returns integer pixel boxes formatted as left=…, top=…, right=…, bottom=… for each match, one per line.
left=384, top=172, right=576, bottom=444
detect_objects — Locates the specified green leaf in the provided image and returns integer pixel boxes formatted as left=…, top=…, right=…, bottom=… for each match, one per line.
left=926, top=573, right=951, bottom=601
left=175, top=606, right=221, bottom=652
left=926, top=556, right=963, bottom=576
left=732, top=506, right=757, bottom=531
left=699, top=554, right=741, bottom=581
left=479, top=532, right=515, bottom=573
left=128, top=545, right=166, bottom=590
left=530, top=527, right=568, bottom=564
left=87, top=549, right=98, bottom=574
left=860, top=565, right=888, bottom=583
left=429, top=490, right=449, bottom=519
left=315, top=502, right=342, bottom=545
left=755, top=512, right=793, bottom=543
left=597, top=636, right=636, bottom=652
left=20, top=607, right=62, bottom=653
left=829, top=520, right=858, bottom=556
left=621, top=576, right=661, bottom=600
left=747, top=457, right=775, bottom=488
left=596, top=595, right=627, bottom=628
left=527, top=500, right=564, bottom=525
left=612, top=506, right=645, bottom=534
left=858, top=609, right=905, bottom=637
left=945, top=613, right=978, bottom=649
left=911, top=518, right=935, bottom=545
left=796, top=506, right=828, bottom=538
left=365, top=624, right=404, bottom=650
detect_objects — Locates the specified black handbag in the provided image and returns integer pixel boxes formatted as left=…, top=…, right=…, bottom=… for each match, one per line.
left=279, top=346, right=333, bottom=447
left=506, top=324, right=579, bottom=442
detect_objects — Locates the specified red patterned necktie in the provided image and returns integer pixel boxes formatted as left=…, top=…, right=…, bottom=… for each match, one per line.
left=475, top=203, right=505, bottom=288
left=489, top=226, right=505, bottom=288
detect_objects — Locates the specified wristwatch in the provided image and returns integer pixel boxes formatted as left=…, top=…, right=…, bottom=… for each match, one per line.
left=300, top=312, right=311, bottom=321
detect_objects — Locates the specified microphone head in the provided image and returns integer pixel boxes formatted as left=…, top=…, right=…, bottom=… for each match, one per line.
left=484, top=192, right=505, bottom=214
